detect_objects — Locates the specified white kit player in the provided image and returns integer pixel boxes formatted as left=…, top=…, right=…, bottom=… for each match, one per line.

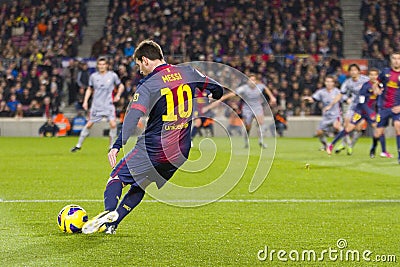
left=326, top=64, right=369, bottom=154
left=204, top=74, right=275, bottom=148
left=303, top=75, right=342, bottom=150
left=71, top=57, right=125, bottom=152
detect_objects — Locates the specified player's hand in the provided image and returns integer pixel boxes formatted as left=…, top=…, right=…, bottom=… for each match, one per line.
left=108, top=148, right=119, bottom=168
left=346, top=98, right=352, bottom=105
left=269, top=97, right=277, bottom=106
left=323, top=105, right=331, bottom=113
left=202, top=106, right=209, bottom=113
left=113, top=95, right=121, bottom=103
left=371, top=122, right=377, bottom=128
left=392, top=105, right=400, bottom=114
left=82, top=102, right=88, bottom=110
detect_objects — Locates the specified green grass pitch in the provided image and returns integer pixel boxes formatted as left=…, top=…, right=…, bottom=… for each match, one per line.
left=0, top=136, right=399, bottom=266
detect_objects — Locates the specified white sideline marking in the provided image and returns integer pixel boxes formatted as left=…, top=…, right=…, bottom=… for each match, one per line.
left=0, top=199, right=400, bottom=203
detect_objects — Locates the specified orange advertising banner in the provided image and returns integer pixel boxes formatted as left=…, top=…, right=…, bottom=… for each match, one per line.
left=341, top=59, right=369, bottom=75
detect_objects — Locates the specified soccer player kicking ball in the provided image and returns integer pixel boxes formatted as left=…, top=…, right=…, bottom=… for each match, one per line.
left=82, top=40, right=223, bottom=234
left=326, top=68, right=384, bottom=155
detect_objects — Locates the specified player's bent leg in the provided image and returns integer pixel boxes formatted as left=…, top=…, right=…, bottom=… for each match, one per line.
left=104, top=176, right=124, bottom=212
left=316, top=129, right=327, bottom=150
left=328, top=124, right=355, bottom=155
left=255, top=114, right=267, bottom=148
left=394, top=120, right=400, bottom=163
left=110, top=185, right=146, bottom=230
left=71, top=121, right=94, bottom=152
left=371, top=127, right=384, bottom=158
left=341, top=117, right=351, bottom=151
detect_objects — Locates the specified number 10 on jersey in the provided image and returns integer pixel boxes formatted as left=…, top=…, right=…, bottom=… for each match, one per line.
left=161, top=84, right=193, bottom=122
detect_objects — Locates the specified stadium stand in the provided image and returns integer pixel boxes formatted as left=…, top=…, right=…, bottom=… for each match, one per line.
left=98, top=0, right=343, bottom=117
left=0, top=0, right=87, bottom=118
left=360, top=0, right=400, bottom=61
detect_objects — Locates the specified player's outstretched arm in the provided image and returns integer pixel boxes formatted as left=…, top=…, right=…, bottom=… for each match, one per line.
left=82, top=87, right=93, bottom=110
left=264, top=86, right=277, bottom=106
left=324, top=93, right=342, bottom=112
left=203, top=91, right=235, bottom=113
left=113, top=83, right=125, bottom=103
left=121, top=108, right=145, bottom=145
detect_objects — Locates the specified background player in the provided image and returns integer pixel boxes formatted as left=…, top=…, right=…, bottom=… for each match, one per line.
left=71, top=57, right=124, bottom=152
left=326, top=64, right=370, bottom=155
left=303, top=75, right=342, bottom=150
left=370, top=51, right=400, bottom=162
left=191, top=88, right=215, bottom=143
left=204, top=74, right=275, bottom=148
left=326, top=68, right=383, bottom=155
left=82, top=40, right=223, bottom=234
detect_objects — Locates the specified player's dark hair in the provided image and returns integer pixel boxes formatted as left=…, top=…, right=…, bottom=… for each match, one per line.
left=325, top=75, right=335, bottom=81
left=391, top=51, right=400, bottom=57
left=348, top=63, right=360, bottom=72
left=97, top=56, right=108, bottom=64
left=368, top=67, right=380, bottom=74
left=133, top=40, right=164, bottom=62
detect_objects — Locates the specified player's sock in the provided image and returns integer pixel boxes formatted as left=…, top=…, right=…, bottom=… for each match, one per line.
left=350, top=130, right=362, bottom=148
left=109, top=127, right=117, bottom=148
left=77, top=126, right=90, bottom=148
left=396, top=135, right=400, bottom=160
left=104, top=177, right=123, bottom=211
left=380, top=134, right=387, bottom=153
left=112, top=186, right=145, bottom=227
left=244, top=129, right=250, bottom=148
left=319, top=134, right=327, bottom=148
left=331, top=130, right=347, bottom=146
left=369, top=136, right=378, bottom=158
left=344, top=134, right=351, bottom=147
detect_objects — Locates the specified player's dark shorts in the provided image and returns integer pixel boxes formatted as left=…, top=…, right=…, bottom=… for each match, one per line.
left=350, top=110, right=375, bottom=125
left=110, top=149, right=179, bottom=189
left=377, top=108, right=400, bottom=128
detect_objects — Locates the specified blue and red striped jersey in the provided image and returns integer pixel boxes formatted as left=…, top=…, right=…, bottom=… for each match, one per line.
left=114, top=63, right=223, bottom=165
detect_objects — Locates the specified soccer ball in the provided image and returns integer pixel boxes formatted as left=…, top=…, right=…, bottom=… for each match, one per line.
left=57, top=204, right=88, bottom=233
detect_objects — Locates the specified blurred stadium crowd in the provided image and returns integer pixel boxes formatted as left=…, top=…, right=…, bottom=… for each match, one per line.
left=0, top=0, right=399, bottom=122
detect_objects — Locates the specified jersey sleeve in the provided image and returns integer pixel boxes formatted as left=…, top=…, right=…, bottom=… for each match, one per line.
left=113, top=72, right=122, bottom=86
left=189, top=67, right=223, bottom=100
left=358, top=84, right=375, bottom=117
left=378, top=68, right=389, bottom=83
left=312, top=89, right=321, bottom=101
left=88, top=74, right=94, bottom=88
left=236, top=85, right=246, bottom=96
left=120, top=86, right=151, bottom=145
left=340, top=80, right=348, bottom=94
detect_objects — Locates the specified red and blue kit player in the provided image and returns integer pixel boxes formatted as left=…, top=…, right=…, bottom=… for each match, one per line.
left=371, top=51, right=400, bottom=162
left=191, top=88, right=215, bottom=141
left=327, top=68, right=384, bottom=155
left=82, top=40, right=223, bottom=234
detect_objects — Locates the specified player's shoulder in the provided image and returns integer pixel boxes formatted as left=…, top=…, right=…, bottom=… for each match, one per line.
left=360, top=82, right=371, bottom=93
left=381, top=67, right=391, bottom=75
left=90, top=71, right=99, bottom=78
